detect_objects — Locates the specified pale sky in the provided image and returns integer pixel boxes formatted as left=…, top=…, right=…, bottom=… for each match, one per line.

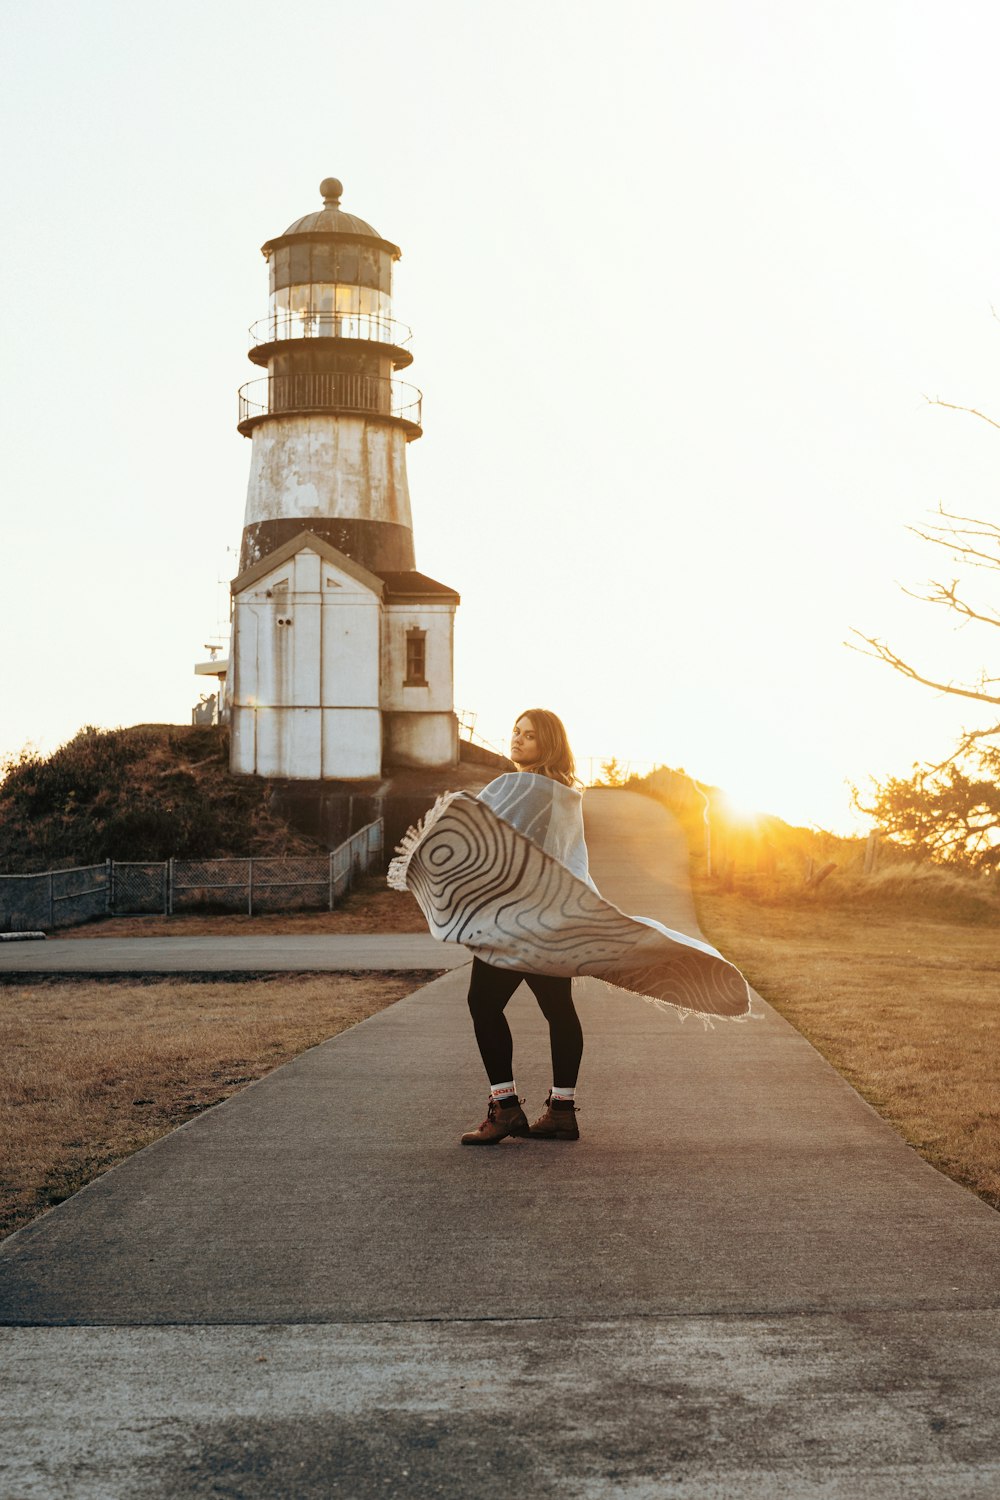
left=3, top=0, right=1000, bottom=831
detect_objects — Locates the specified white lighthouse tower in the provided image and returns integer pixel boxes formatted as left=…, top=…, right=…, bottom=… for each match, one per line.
left=227, top=178, right=459, bottom=780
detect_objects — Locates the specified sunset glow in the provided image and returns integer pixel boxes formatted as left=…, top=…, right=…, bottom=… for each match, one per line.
left=3, top=1, right=999, bottom=835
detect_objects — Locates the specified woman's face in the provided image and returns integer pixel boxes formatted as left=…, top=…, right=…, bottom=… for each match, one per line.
left=510, top=716, right=538, bottom=766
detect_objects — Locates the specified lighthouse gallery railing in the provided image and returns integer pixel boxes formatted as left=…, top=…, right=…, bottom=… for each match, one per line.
left=238, top=373, right=422, bottom=428
left=249, top=310, right=412, bottom=349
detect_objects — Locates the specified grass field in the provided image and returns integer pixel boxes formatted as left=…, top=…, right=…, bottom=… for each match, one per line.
left=0, top=971, right=436, bottom=1241
left=693, top=880, right=1000, bottom=1214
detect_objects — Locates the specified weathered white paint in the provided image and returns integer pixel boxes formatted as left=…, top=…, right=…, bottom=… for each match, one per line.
left=230, top=544, right=382, bottom=779
left=380, top=602, right=455, bottom=712
left=379, top=600, right=458, bottom=767
left=383, top=711, right=458, bottom=768
left=229, top=535, right=459, bottom=779
left=320, top=709, right=384, bottom=778
left=244, top=416, right=413, bottom=529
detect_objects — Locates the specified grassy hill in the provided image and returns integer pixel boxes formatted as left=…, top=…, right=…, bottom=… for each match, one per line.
left=0, top=725, right=327, bottom=873
left=618, top=764, right=1000, bottom=925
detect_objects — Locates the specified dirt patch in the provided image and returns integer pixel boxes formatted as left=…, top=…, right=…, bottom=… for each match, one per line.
left=52, top=877, right=427, bottom=938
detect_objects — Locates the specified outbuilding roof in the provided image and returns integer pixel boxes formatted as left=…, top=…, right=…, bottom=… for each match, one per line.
left=230, top=534, right=460, bottom=605
left=376, top=571, right=461, bottom=603
left=230, top=532, right=384, bottom=597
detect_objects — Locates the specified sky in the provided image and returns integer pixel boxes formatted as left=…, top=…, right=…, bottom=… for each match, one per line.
left=2, top=0, right=1000, bottom=831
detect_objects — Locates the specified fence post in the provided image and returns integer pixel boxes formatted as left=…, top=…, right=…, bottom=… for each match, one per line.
left=167, top=858, right=174, bottom=916
left=48, top=872, right=54, bottom=929
left=685, top=775, right=712, bottom=879
left=248, top=857, right=254, bottom=918
left=863, top=830, right=880, bottom=876
left=106, top=858, right=113, bottom=915
left=328, top=851, right=335, bottom=911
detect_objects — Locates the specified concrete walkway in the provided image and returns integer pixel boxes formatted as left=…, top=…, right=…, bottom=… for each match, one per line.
left=0, top=932, right=466, bottom=974
left=2, top=790, right=1000, bottom=1498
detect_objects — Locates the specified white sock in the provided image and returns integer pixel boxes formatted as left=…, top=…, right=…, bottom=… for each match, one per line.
left=490, top=1080, right=517, bottom=1102
left=551, top=1085, right=576, bottom=1101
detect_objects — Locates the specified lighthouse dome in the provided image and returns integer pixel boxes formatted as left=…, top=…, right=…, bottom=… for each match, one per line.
left=282, top=178, right=382, bottom=239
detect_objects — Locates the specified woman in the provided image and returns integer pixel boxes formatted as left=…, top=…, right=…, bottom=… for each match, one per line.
left=460, top=709, right=588, bottom=1147
left=387, top=709, right=750, bottom=1144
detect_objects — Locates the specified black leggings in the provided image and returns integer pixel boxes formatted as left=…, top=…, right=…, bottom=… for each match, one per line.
left=467, top=957, right=584, bottom=1088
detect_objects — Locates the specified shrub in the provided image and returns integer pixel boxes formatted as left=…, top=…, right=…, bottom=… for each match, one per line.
left=0, top=725, right=321, bottom=872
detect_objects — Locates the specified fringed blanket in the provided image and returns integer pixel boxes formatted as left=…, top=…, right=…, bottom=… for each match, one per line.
left=388, top=779, right=750, bottom=1021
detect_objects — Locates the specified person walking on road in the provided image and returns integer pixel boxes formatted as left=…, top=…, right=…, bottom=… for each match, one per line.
left=388, top=714, right=751, bottom=1145
left=460, top=709, right=589, bottom=1146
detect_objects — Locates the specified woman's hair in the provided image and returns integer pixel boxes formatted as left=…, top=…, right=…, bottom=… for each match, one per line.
left=514, top=708, right=577, bottom=787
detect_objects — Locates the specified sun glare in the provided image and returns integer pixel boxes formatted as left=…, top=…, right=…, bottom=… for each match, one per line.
left=716, top=786, right=766, bottom=825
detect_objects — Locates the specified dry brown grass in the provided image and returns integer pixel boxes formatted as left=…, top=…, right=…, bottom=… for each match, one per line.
left=0, top=970, right=435, bottom=1240
left=693, top=880, right=1000, bottom=1213
left=53, top=876, right=427, bottom=939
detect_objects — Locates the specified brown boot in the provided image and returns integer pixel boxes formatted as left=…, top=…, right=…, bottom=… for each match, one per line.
left=528, top=1092, right=580, bottom=1141
left=460, top=1097, right=530, bottom=1145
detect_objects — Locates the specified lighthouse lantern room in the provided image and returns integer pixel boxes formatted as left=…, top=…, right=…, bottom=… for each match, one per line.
left=226, top=179, right=459, bottom=780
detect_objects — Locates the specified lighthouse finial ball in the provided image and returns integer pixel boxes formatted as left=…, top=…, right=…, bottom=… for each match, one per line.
left=320, top=177, right=343, bottom=207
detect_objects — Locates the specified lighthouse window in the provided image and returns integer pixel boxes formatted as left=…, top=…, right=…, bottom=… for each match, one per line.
left=405, top=629, right=427, bottom=687
left=288, top=244, right=312, bottom=284
left=266, top=285, right=391, bottom=342
left=270, top=285, right=389, bottom=319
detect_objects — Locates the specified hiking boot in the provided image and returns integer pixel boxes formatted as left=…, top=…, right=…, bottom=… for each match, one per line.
left=528, top=1093, right=580, bottom=1141
left=460, top=1097, right=530, bottom=1145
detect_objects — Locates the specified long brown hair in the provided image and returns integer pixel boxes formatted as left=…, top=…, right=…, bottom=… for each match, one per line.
left=514, top=708, right=577, bottom=787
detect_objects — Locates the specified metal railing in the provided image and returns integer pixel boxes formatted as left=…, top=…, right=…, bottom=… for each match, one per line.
left=238, top=373, right=422, bottom=429
left=0, top=821, right=384, bottom=930
left=249, top=310, right=412, bottom=349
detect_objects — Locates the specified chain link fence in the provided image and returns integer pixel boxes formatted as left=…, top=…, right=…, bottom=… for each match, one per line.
left=0, top=821, right=383, bottom=932
left=0, top=864, right=111, bottom=932
left=111, top=863, right=168, bottom=916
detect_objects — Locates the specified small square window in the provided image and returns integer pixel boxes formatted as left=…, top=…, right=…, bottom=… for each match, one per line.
left=405, top=629, right=427, bottom=686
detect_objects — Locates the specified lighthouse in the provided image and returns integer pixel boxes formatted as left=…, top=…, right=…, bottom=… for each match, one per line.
left=227, top=178, right=460, bottom=781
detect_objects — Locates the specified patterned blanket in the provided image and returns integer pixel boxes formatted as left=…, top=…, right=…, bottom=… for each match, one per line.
left=388, top=790, right=751, bottom=1021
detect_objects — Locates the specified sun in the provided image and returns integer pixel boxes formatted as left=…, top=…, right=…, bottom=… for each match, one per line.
left=716, top=783, right=767, bottom=825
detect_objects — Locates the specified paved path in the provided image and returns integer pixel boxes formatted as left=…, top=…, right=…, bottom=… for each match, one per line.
left=2, top=790, right=1000, bottom=1498
left=0, top=932, right=467, bottom=974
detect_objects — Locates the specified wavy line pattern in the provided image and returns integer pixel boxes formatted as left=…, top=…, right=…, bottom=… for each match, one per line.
left=397, top=794, right=750, bottom=1020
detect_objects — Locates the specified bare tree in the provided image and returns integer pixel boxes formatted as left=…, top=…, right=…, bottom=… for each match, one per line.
left=849, top=401, right=1000, bottom=770
left=848, top=399, right=1000, bottom=866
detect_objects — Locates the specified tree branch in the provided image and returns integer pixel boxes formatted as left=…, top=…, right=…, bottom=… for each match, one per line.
left=846, top=630, right=1000, bottom=706
left=906, top=526, right=1000, bottom=571
left=924, top=395, right=1000, bottom=434
left=924, top=502, right=1000, bottom=538
left=925, top=719, right=1000, bottom=772
left=899, top=578, right=1000, bottom=628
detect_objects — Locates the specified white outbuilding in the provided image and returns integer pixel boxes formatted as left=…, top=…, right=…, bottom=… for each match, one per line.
left=229, top=531, right=459, bottom=778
